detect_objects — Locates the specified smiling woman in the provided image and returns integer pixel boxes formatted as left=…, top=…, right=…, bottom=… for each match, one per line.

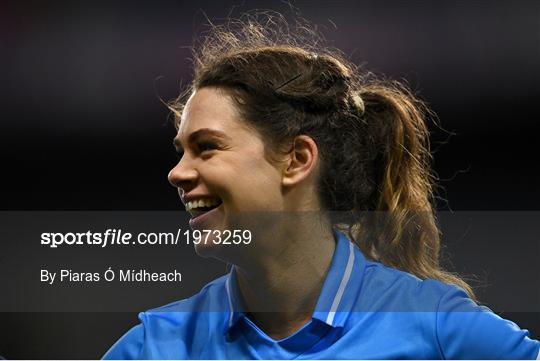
left=169, top=88, right=288, bottom=252
left=103, top=13, right=540, bottom=360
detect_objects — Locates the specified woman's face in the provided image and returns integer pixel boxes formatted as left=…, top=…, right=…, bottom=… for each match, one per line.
left=168, top=87, right=285, bottom=257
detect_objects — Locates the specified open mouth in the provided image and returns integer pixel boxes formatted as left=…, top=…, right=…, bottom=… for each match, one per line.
left=185, top=197, right=223, bottom=218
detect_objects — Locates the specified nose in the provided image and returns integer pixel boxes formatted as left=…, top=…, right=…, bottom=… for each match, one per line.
left=168, top=157, right=198, bottom=195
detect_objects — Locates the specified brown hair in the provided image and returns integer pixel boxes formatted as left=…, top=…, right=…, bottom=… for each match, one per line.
left=172, top=13, right=475, bottom=299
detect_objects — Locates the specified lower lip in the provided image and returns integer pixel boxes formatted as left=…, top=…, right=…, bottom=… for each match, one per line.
left=188, top=204, right=222, bottom=229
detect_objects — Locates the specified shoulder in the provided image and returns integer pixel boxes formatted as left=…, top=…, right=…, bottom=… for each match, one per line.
left=102, top=274, right=229, bottom=359
left=358, top=259, right=456, bottom=312
left=434, top=284, right=540, bottom=359
left=102, top=323, right=145, bottom=360
left=356, top=260, right=540, bottom=359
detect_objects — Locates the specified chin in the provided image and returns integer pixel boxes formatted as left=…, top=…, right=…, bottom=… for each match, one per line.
left=191, top=228, right=254, bottom=264
left=193, top=240, right=223, bottom=258
left=189, top=219, right=230, bottom=259
left=188, top=210, right=259, bottom=261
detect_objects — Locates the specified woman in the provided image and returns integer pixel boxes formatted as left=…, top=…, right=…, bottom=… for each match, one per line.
left=104, top=15, right=539, bottom=359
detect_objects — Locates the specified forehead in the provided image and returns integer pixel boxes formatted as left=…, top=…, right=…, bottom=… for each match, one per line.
left=175, top=87, right=246, bottom=136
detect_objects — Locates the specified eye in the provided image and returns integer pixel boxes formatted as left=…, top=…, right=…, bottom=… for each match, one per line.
left=197, top=141, right=218, bottom=154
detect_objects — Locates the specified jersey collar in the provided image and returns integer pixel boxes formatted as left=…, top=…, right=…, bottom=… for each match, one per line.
left=312, top=228, right=365, bottom=327
left=222, top=228, right=366, bottom=334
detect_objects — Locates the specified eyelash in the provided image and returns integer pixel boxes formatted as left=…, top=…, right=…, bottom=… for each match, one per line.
left=174, top=142, right=217, bottom=160
left=197, top=141, right=218, bottom=153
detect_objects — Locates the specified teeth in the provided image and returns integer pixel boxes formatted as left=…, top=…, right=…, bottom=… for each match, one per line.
left=185, top=198, right=220, bottom=212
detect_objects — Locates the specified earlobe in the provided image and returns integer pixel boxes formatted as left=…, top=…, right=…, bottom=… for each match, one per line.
left=282, top=135, right=319, bottom=187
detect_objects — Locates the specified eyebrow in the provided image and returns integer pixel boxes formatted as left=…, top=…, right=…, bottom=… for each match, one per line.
left=173, top=128, right=230, bottom=152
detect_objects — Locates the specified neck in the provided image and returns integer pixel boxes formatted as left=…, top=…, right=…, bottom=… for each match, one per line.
left=234, top=218, right=336, bottom=340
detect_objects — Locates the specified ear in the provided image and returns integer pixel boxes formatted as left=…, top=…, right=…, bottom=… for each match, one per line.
left=282, top=135, right=319, bottom=187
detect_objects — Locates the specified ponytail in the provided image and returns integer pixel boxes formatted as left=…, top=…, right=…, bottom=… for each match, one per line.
left=351, top=83, right=476, bottom=299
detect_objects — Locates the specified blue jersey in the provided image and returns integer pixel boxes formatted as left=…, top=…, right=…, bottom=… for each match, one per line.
left=103, top=230, right=540, bottom=359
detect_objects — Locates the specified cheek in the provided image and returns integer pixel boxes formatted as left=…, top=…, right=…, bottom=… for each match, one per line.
left=236, top=157, right=282, bottom=204
left=202, top=146, right=283, bottom=207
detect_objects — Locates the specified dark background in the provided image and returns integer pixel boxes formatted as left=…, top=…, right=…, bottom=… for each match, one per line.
left=1, top=0, right=539, bottom=358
